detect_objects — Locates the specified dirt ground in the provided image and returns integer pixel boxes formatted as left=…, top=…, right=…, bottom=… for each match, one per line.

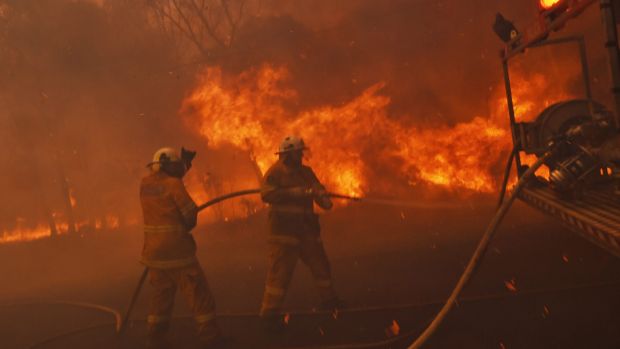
left=1, top=200, right=619, bottom=349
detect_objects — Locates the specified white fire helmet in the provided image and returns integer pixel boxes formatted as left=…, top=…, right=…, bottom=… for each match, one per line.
left=148, top=147, right=181, bottom=171
left=276, top=136, right=308, bottom=154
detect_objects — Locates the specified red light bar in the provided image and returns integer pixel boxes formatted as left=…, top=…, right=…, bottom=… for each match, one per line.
left=540, top=0, right=563, bottom=10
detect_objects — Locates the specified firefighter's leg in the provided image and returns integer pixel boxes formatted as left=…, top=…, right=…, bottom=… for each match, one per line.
left=176, top=263, right=220, bottom=344
left=147, top=268, right=176, bottom=347
left=260, top=237, right=299, bottom=321
left=299, top=236, right=340, bottom=307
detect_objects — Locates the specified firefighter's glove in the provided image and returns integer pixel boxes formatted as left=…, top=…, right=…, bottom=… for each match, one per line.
left=312, top=186, right=328, bottom=199
left=314, top=187, right=333, bottom=210
left=288, top=186, right=314, bottom=197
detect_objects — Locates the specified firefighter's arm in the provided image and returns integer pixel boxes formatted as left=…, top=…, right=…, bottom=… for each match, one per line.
left=308, top=169, right=333, bottom=210
left=170, top=179, right=198, bottom=230
left=261, top=172, right=311, bottom=203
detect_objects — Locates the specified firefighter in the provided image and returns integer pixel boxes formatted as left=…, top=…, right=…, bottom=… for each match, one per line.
left=140, top=147, right=227, bottom=349
left=259, top=136, right=345, bottom=332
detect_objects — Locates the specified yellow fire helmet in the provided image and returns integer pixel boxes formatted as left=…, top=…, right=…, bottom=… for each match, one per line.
left=148, top=147, right=181, bottom=172
left=276, top=136, right=308, bottom=154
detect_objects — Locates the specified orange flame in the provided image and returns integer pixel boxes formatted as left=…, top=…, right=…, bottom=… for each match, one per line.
left=182, top=65, right=522, bottom=196
left=183, top=66, right=370, bottom=197
left=0, top=213, right=128, bottom=244
left=0, top=224, right=52, bottom=244
left=3, top=57, right=577, bottom=242
left=393, top=117, right=510, bottom=192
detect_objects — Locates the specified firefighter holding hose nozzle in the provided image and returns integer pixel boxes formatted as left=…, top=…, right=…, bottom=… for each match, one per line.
left=140, top=147, right=229, bottom=349
left=259, top=136, right=345, bottom=333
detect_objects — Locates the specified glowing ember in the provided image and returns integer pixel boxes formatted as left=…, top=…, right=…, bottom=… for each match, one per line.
left=504, top=278, right=518, bottom=292
left=69, top=189, right=77, bottom=208
left=385, top=320, right=400, bottom=337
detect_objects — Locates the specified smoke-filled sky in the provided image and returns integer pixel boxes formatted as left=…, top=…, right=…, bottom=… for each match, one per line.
left=0, top=0, right=611, bottom=231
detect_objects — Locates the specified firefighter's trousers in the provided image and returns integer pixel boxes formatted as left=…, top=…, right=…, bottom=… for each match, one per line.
left=260, top=234, right=338, bottom=317
left=147, top=263, right=219, bottom=341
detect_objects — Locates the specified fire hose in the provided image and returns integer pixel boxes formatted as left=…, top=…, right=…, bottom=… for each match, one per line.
left=118, top=189, right=457, bottom=336
left=25, top=280, right=620, bottom=348
left=119, top=151, right=547, bottom=342
left=273, top=150, right=554, bottom=349
left=118, top=188, right=262, bottom=336
left=404, top=151, right=552, bottom=349
left=21, top=152, right=550, bottom=347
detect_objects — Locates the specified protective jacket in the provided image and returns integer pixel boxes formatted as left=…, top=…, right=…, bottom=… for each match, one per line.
left=261, top=160, right=329, bottom=237
left=260, top=159, right=338, bottom=317
left=140, top=171, right=198, bottom=269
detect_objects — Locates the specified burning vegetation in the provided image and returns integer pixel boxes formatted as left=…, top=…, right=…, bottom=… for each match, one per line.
left=181, top=61, right=579, bottom=198
left=0, top=0, right=600, bottom=244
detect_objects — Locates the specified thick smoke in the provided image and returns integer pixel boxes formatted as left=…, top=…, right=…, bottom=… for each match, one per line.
left=0, top=0, right=202, bottom=231
left=0, top=0, right=611, bottom=234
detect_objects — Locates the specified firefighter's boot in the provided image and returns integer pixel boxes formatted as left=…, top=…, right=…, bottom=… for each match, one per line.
left=261, top=314, right=287, bottom=334
left=146, top=327, right=171, bottom=349
left=197, top=318, right=230, bottom=348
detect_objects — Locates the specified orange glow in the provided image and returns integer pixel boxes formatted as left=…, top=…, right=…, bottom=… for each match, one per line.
left=182, top=66, right=370, bottom=197
left=182, top=65, right=522, bottom=196
left=106, top=215, right=120, bottom=229
left=3, top=57, right=577, bottom=242
left=521, top=153, right=550, bottom=179
left=182, top=65, right=572, bottom=196
left=0, top=213, right=131, bottom=244
left=491, top=72, right=571, bottom=124
left=69, top=188, right=77, bottom=208
left=0, top=224, right=52, bottom=244
left=540, top=0, right=562, bottom=10
left=1, top=214, right=70, bottom=244
left=393, top=117, right=510, bottom=192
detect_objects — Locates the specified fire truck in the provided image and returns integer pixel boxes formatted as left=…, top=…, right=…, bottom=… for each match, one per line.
left=495, top=0, right=620, bottom=257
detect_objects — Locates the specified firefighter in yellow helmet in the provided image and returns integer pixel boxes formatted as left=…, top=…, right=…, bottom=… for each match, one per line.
left=140, top=147, right=228, bottom=349
left=259, top=136, right=345, bottom=332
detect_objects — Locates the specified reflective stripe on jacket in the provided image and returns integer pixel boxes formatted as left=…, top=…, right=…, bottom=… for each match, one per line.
left=140, top=171, right=198, bottom=269
left=261, top=160, right=325, bottom=235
